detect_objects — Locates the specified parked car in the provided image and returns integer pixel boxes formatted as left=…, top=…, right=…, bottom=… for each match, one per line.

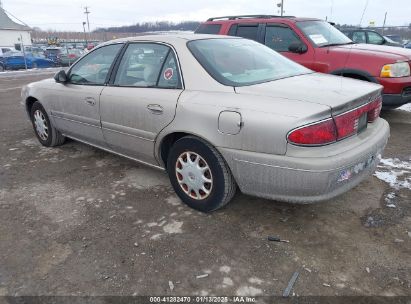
left=196, top=15, right=411, bottom=108
left=0, top=47, right=13, bottom=57
left=405, top=42, right=411, bottom=49
left=384, top=34, right=403, bottom=45
left=22, top=34, right=389, bottom=212
left=0, top=47, right=14, bottom=71
left=0, top=51, right=54, bottom=70
left=341, top=29, right=402, bottom=47
left=24, top=46, right=45, bottom=54
left=60, top=49, right=84, bottom=66
left=44, top=47, right=63, bottom=65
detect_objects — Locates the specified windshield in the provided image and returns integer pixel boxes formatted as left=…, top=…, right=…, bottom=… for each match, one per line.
left=187, top=38, right=311, bottom=87
left=297, top=21, right=352, bottom=47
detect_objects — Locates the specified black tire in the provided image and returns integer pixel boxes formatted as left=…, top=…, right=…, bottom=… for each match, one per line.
left=167, top=136, right=236, bottom=212
left=0, top=64, right=4, bottom=72
left=30, top=102, right=65, bottom=147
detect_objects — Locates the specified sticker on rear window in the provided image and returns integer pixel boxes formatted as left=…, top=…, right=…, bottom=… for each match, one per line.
left=309, top=34, right=328, bottom=44
left=164, top=68, right=173, bottom=80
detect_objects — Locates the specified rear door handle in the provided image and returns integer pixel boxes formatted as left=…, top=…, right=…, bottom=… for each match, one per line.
left=147, top=104, right=163, bottom=115
left=85, top=97, right=96, bottom=106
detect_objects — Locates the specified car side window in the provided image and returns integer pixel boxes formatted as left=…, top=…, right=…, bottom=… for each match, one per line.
left=352, top=31, right=366, bottom=43
left=265, top=26, right=302, bottom=52
left=158, top=51, right=181, bottom=89
left=367, top=31, right=384, bottom=45
left=68, top=44, right=122, bottom=85
left=114, top=43, right=176, bottom=88
left=235, top=25, right=259, bottom=41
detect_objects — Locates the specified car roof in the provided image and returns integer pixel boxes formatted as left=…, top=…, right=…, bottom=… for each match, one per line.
left=101, top=33, right=239, bottom=46
left=203, top=15, right=320, bottom=23
left=343, top=28, right=378, bottom=32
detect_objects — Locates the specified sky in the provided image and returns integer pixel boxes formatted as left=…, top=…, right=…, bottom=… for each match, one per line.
left=2, top=0, right=410, bottom=31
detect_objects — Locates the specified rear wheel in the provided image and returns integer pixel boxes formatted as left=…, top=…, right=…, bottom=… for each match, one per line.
left=30, top=102, right=65, bottom=147
left=167, top=136, right=236, bottom=212
left=0, top=64, right=4, bottom=72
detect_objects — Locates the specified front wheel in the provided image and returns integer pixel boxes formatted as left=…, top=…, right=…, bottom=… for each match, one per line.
left=30, top=102, right=65, bottom=147
left=167, top=136, right=236, bottom=212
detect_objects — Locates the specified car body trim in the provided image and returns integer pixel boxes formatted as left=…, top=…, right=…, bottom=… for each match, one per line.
left=50, top=111, right=100, bottom=128
left=61, top=133, right=164, bottom=170
left=101, top=122, right=155, bottom=142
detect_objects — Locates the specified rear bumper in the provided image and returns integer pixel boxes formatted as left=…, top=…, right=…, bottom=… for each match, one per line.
left=219, top=119, right=390, bottom=204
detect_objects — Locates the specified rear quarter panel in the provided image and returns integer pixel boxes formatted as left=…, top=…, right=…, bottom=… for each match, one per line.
left=155, top=90, right=332, bottom=162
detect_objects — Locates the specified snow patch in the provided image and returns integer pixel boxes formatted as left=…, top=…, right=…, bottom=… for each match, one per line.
left=398, top=103, right=411, bottom=112
left=219, top=266, right=231, bottom=273
left=374, top=158, right=411, bottom=190
left=385, top=192, right=397, bottom=208
left=236, top=286, right=262, bottom=296
left=163, top=220, right=183, bottom=234
left=222, top=277, right=234, bottom=286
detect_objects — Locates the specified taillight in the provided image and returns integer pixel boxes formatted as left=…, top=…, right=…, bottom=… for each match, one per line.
left=68, top=54, right=76, bottom=58
left=367, top=96, right=382, bottom=122
left=334, top=108, right=364, bottom=140
left=288, top=95, right=382, bottom=146
left=288, top=119, right=337, bottom=145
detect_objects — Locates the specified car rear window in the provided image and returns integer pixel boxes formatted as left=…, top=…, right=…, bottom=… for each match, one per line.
left=188, top=38, right=311, bottom=87
left=195, top=24, right=222, bottom=34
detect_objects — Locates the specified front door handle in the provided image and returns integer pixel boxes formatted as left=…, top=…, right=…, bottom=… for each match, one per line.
left=85, top=97, right=96, bottom=106
left=147, top=104, right=163, bottom=115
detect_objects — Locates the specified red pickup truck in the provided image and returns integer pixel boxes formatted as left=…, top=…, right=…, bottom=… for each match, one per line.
left=196, top=15, right=411, bottom=108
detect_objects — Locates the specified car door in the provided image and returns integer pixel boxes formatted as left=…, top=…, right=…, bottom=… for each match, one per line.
left=50, top=43, right=123, bottom=147
left=366, top=31, right=385, bottom=45
left=227, top=23, right=263, bottom=42
left=100, top=42, right=183, bottom=166
left=263, top=23, right=315, bottom=70
left=352, top=31, right=367, bottom=44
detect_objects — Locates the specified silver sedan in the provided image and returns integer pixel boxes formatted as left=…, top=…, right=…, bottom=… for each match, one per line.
left=22, top=34, right=390, bottom=212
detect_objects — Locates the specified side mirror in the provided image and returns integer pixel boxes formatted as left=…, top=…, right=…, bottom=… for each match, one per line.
left=288, top=41, right=308, bottom=54
left=54, top=70, right=68, bottom=83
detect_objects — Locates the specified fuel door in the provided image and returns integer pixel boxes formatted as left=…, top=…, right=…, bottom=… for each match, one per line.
left=218, top=111, right=243, bottom=135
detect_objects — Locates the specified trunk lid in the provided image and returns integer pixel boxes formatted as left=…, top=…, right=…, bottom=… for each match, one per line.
left=235, top=72, right=382, bottom=115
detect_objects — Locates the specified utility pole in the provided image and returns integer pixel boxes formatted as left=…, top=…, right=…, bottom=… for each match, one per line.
left=84, top=6, right=91, bottom=33
left=382, top=12, right=387, bottom=35
left=82, top=22, right=88, bottom=46
left=280, top=0, right=284, bottom=16
left=20, top=34, right=27, bottom=70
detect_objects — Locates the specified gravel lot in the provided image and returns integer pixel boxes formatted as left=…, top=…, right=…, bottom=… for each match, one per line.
left=0, top=70, right=410, bottom=298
